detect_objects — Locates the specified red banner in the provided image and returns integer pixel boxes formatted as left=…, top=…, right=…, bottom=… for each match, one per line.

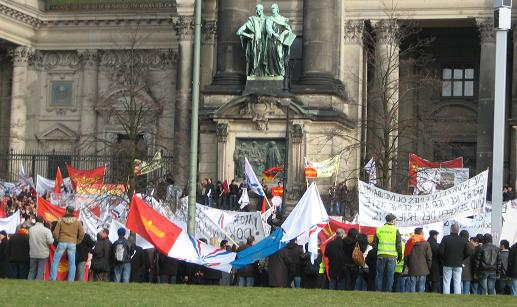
left=408, top=153, right=463, bottom=187
left=262, top=165, right=284, bottom=181
left=37, top=197, right=78, bottom=222
left=65, top=163, right=105, bottom=190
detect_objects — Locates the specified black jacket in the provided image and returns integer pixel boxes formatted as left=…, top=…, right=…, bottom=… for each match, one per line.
left=428, top=237, right=442, bottom=281
left=131, top=245, right=146, bottom=282
left=76, top=233, right=95, bottom=264
left=474, top=243, right=502, bottom=275
left=284, top=241, right=304, bottom=277
left=439, top=233, right=472, bottom=267
left=6, top=233, right=29, bottom=263
left=342, top=236, right=357, bottom=266
left=0, top=237, right=8, bottom=262
left=158, top=253, right=179, bottom=276
left=508, top=243, right=517, bottom=278
left=325, top=238, right=345, bottom=279
left=91, top=238, right=112, bottom=273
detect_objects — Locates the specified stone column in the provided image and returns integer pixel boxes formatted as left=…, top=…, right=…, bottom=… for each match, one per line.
left=369, top=20, right=400, bottom=189
left=216, top=121, right=229, bottom=181
left=510, top=28, right=517, bottom=188
left=476, top=19, right=496, bottom=174
left=78, top=49, right=99, bottom=152
left=295, top=0, right=344, bottom=95
left=0, top=59, right=12, bottom=154
left=155, top=49, right=177, bottom=153
left=206, top=0, right=252, bottom=93
left=8, top=46, right=33, bottom=152
left=342, top=20, right=366, bottom=177
left=172, top=16, right=194, bottom=186
left=201, top=20, right=217, bottom=91
left=288, top=122, right=305, bottom=199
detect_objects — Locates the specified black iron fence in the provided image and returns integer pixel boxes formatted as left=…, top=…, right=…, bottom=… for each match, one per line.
left=0, top=149, right=174, bottom=185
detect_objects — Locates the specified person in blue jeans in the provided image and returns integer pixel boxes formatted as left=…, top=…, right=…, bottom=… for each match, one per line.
left=111, top=228, right=133, bottom=283
left=439, top=224, right=472, bottom=294
left=374, top=214, right=402, bottom=292
left=473, top=233, right=501, bottom=295
left=509, top=239, right=517, bottom=296
left=405, top=228, right=432, bottom=293
left=51, top=206, right=85, bottom=282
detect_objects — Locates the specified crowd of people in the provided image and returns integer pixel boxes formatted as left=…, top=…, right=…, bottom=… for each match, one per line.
left=0, top=188, right=37, bottom=220
left=1, top=207, right=516, bottom=297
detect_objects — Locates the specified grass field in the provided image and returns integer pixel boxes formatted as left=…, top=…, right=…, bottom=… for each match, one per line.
left=0, top=279, right=515, bottom=306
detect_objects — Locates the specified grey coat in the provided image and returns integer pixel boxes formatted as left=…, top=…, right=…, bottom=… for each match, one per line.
left=28, top=222, right=54, bottom=259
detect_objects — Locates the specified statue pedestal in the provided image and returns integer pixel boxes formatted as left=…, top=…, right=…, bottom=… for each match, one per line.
left=243, top=77, right=285, bottom=96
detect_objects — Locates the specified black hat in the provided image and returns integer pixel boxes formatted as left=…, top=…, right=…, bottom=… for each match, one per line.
left=0, top=230, right=7, bottom=236
left=429, top=230, right=439, bottom=236
left=385, top=213, right=396, bottom=222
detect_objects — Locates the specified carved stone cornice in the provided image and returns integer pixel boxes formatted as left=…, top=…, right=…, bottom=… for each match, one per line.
left=42, top=17, right=171, bottom=28
left=99, top=49, right=177, bottom=70
left=8, top=46, right=34, bottom=67
left=47, top=1, right=175, bottom=11
left=476, top=18, right=495, bottom=44
left=372, top=19, right=400, bottom=45
left=31, top=51, right=81, bottom=70
left=202, top=20, right=217, bottom=42
left=344, top=20, right=365, bottom=45
left=171, top=16, right=195, bottom=41
left=78, top=49, right=99, bottom=69
left=0, top=3, right=43, bottom=28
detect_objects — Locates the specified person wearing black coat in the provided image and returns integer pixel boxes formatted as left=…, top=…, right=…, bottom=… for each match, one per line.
left=5, top=227, right=30, bottom=279
left=75, top=232, right=95, bottom=281
left=131, top=245, right=146, bottom=282
left=267, top=211, right=285, bottom=233
left=473, top=234, right=502, bottom=295
left=237, top=237, right=257, bottom=287
left=439, top=224, right=472, bottom=294
left=324, top=229, right=346, bottom=290
left=426, top=230, right=442, bottom=293
left=284, top=239, right=303, bottom=288
left=301, top=247, right=323, bottom=289
left=0, top=231, right=10, bottom=278
left=268, top=244, right=289, bottom=287
left=203, top=266, right=222, bottom=285
left=157, top=252, right=179, bottom=284
left=508, top=240, right=517, bottom=296
left=90, top=229, right=112, bottom=282
left=342, top=228, right=360, bottom=290
left=365, top=246, right=378, bottom=291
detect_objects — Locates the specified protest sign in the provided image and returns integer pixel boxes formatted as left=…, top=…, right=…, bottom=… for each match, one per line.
left=359, top=170, right=488, bottom=227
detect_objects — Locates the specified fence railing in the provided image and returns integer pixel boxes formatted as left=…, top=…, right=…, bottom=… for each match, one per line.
left=0, top=149, right=174, bottom=186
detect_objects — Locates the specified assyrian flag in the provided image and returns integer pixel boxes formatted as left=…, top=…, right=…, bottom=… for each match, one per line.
left=108, top=219, right=153, bottom=250
left=126, top=195, right=236, bottom=272
left=364, top=158, right=377, bottom=185
left=202, top=207, right=236, bottom=230
left=244, top=158, right=264, bottom=197
left=281, top=183, right=329, bottom=261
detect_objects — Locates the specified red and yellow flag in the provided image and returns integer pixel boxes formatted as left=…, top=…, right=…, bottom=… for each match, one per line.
left=37, top=197, right=78, bottom=222
left=54, top=167, right=64, bottom=194
left=65, top=163, right=105, bottom=190
left=262, top=165, right=284, bottom=181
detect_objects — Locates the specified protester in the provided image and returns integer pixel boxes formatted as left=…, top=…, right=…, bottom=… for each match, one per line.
left=6, top=225, right=30, bottom=279
left=50, top=206, right=85, bottom=281
left=300, top=243, right=322, bottom=289
left=439, top=223, right=471, bottom=294
left=75, top=230, right=95, bottom=282
left=0, top=230, right=9, bottom=278
left=355, top=234, right=371, bottom=291
left=111, top=228, right=133, bottom=283
left=90, top=229, right=111, bottom=282
left=229, top=180, right=240, bottom=210
left=285, top=239, right=303, bottom=288
left=470, top=236, right=482, bottom=294
left=237, top=236, right=257, bottom=287
left=157, top=252, right=179, bottom=284
left=325, top=228, right=346, bottom=290
left=406, top=227, right=432, bottom=293
left=342, top=228, right=359, bottom=290
left=459, top=230, right=473, bottom=295
left=131, top=244, right=146, bottom=283
left=497, top=240, right=512, bottom=294
left=393, top=239, right=407, bottom=292
left=268, top=241, right=289, bottom=288
left=28, top=216, right=54, bottom=280
left=508, top=239, right=517, bottom=296
left=374, top=214, right=402, bottom=292
left=473, top=233, right=502, bottom=295
left=365, top=244, right=377, bottom=291
left=427, top=230, right=442, bottom=293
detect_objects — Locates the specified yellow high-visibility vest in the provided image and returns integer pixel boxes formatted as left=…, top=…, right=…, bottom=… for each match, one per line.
left=376, top=224, right=398, bottom=257
left=395, top=243, right=405, bottom=273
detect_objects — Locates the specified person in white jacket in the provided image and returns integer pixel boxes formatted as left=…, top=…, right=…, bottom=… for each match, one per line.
left=28, top=216, right=54, bottom=280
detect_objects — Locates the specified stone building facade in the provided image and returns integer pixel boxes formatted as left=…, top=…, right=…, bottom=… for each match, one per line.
left=0, top=0, right=515, bottom=198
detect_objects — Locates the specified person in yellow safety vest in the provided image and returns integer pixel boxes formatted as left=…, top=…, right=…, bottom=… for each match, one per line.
left=394, top=240, right=410, bottom=292
left=373, top=213, right=402, bottom=292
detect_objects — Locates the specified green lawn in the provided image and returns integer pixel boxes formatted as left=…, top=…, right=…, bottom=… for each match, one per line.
left=0, top=279, right=515, bottom=306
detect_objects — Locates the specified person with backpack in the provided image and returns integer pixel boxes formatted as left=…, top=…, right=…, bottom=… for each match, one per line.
left=112, top=228, right=134, bottom=283
left=301, top=243, right=322, bottom=289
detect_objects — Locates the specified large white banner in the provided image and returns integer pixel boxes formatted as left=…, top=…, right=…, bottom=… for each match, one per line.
left=175, top=198, right=266, bottom=244
left=359, top=170, right=488, bottom=227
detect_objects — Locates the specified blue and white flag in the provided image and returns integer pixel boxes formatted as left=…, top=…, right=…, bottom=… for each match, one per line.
left=244, top=157, right=264, bottom=197
left=364, top=158, right=377, bottom=185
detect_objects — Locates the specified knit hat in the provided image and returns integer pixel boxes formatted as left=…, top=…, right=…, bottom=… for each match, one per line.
left=385, top=213, right=397, bottom=222
left=117, top=227, right=126, bottom=237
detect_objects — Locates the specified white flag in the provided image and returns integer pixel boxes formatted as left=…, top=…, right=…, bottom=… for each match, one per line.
left=36, top=175, right=72, bottom=195
left=238, top=188, right=250, bottom=209
left=0, top=210, right=20, bottom=234
left=281, top=183, right=328, bottom=243
left=364, top=158, right=377, bottom=185
left=244, top=158, right=264, bottom=196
